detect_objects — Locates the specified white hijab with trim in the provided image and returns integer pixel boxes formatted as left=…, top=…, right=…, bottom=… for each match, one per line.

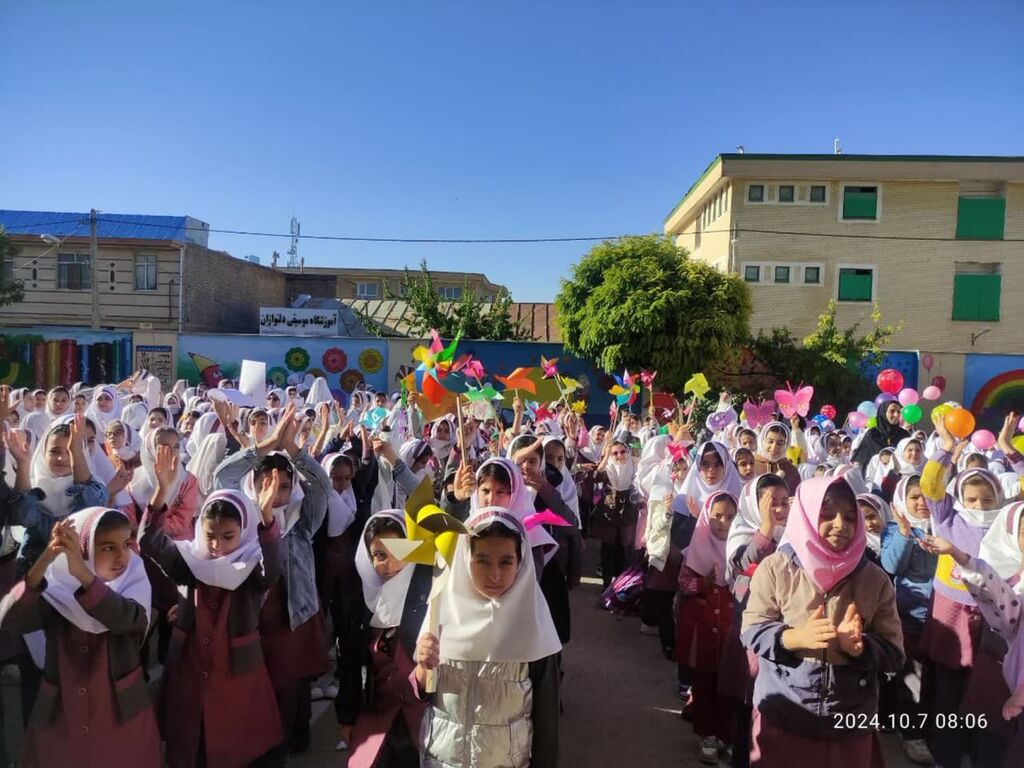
left=175, top=490, right=264, bottom=590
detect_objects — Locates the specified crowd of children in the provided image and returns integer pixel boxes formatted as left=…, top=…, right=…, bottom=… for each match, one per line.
left=1, top=374, right=1024, bottom=767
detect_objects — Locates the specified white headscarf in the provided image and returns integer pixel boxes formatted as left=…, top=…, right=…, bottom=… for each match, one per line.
left=354, top=509, right=416, bottom=628
left=31, top=418, right=92, bottom=518
left=894, top=438, right=924, bottom=477
left=756, top=421, right=790, bottom=463
left=428, top=417, right=457, bottom=464
left=121, top=402, right=148, bottom=433
left=604, top=440, right=636, bottom=492
left=472, top=457, right=558, bottom=564
left=978, top=502, right=1024, bottom=583
left=676, top=441, right=742, bottom=513
left=892, top=475, right=931, bottom=534
left=321, top=453, right=357, bottom=538
left=129, top=428, right=187, bottom=510
left=726, top=474, right=790, bottom=586
left=865, top=447, right=896, bottom=488
left=541, top=436, right=580, bottom=525
left=85, top=385, right=122, bottom=431
left=42, top=507, right=151, bottom=633
left=435, top=507, right=562, bottom=662
left=635, top=435, right=673, bottom=499
left=186, top=412, right=220, bottom=460
left=175, top=490, right=263, bottom=590
left=241, top=452, right=306, bottom=536
left=857, top=492, right=893, bottom=554
left=953, top=468, right=1004, bottom=529
left=578, top=425, right=606, bottom=464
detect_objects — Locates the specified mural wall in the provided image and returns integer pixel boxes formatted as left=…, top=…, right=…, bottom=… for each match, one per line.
left=963, top=354, right=1024, bottom=431
left=0, top=326, right=134, bottom=388
left=176, top=334, right=389, bottom=408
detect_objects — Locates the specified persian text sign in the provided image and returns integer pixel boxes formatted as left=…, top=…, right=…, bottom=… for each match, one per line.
left=259, top=308, right=339, bottom=336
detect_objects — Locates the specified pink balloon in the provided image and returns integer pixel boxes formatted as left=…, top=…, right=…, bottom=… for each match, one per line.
left=922, top=385, right=941, bottom=401
left=921, top=354, right=934, bottom=372
left=971, top=430, right=996, bottom=451
left=1018, top=416, right=1024, bottom=432
left=897, top=388, right=919, bottom=406
left=848, top=411, right=867, bottom=429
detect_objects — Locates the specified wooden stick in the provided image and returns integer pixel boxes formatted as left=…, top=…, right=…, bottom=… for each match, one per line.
left=455, top=395, right=466, bottom=461
left=426, top=562, right=442, bottom=693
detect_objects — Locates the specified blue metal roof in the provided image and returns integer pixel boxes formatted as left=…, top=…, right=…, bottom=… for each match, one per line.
left=0, top=210, right=210, bottom=246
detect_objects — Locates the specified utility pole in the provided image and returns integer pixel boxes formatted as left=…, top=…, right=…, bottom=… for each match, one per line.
left=90, top=208, right=100, bottom=329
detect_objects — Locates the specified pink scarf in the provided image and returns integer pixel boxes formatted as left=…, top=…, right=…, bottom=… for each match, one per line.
left=784, top=475, right=865, bottom=593
left=682, top=490, right=737, bottom=587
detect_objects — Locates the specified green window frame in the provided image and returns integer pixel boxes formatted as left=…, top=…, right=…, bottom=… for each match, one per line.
left=842, top=186, right=878, bottom=220
left=838, top=267, right=873, bottom=302
left=956, top=197, right=1005, bottom=240
left=952, top=273, right=1001, bottom=321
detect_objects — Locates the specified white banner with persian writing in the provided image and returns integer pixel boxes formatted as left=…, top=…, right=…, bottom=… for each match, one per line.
left=259, top=308, right=339, bottom=336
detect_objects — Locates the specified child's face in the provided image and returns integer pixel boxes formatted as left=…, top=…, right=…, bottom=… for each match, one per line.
left=859, top=503, right=883, bottom=535
left=50, top=391, right=70, bottom=415
left=708, top=499, right=737, bottom=541
left=147, top=412, right=167, bottom=430
left=669, top=460, right=689, bottom=484
left=592, top=427, right=606, bottom=444
left=411, top=450, right=432, bottom=473
left=516, top=450, right=543, bottom=476
left=267, top=394, right=281, bottom=409
left=4, top=411, right=18, bottom=427
left=736, top=455, right=754, bottom=479
left=478, top=476, right=512, bottom=508
left=434, top=421, right=452, bottom=442
left=699, top=450, right=724, bottom=485
left=762, top=487, right=791, bottom=526
left=818, top=488, right=858, bottom=552
left=181, top=414, right=196, bottom=435
left=202, top=517, right=243, bottom=557
left=763, top=431, right=786, bottom=459
left=97, top=393, right=114, bottom=413
left=961, top=480, right=998, bottom=511
left=34, top=391, right=47, bottom=409
left=368, top=533, right=406, bottom=581
left=73, top=395, right=87, bottom=414
left=250, top=413, right=270, bottom=441
left=544, top=444, right=566, bottom=472
left=469, top=536, right=519, bottom=599
left=85, top=424, right=97, bottom=453
left=155, top=433, right=181, bottom=454
left=903, top=442, right=922, bottom=465
left=904, top=486, right=930, bottom=519
left=610, top=444, right=629, bottom=465
left=93, top=524, right=133, bottom=582
left=375, top=392, right=387, bottom=408
left=739, top=432, right=756, bottom=451
left=46, top=433, right=72, bottom=476
left=827, top=437, right=843, bottom=456
left=262, top=470, right=293, bottom=507
left=879, top=452, right=892, bottom=466
left=330, top=461, right=353, bottom=494
left=105, top=424, right=126, bottom=449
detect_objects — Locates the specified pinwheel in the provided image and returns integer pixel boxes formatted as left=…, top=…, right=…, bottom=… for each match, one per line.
left=571, top=400, right=586, bottom=415
left=683, top=373, right=710, bottom=399
left=465, top=383, right=500, bottom=402
left=541, top=356, right=559, bottom=379
left=495, top=367, right=537, bottom=396
left=640, top=369, right=657, bottom=390
left=524, top=510, right=571, bottom=531
left=609, top=369, right=640, bottom=406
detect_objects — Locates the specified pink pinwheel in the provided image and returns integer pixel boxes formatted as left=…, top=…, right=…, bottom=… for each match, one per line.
left=524, top=510, right=571, bottom=530
left=541, top=356, right=559, bottom=379
left=640, top=370, right=657, bottom=389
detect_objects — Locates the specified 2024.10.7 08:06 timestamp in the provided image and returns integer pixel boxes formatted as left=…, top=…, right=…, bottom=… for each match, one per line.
left=833, top=713, right=988, bottom=731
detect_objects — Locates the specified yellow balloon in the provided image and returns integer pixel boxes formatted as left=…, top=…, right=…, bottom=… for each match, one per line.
left=931, top=403, right=953, bottom=426
left=1013, top=435, right=1024, bottom=455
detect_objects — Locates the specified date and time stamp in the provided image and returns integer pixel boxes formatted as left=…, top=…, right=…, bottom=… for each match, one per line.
left=833, top=713, right=989, bottom=731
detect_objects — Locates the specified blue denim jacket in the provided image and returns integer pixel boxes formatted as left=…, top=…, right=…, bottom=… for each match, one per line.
left=879, top=521, right=937, bottom=628
left=12, top=479, right=109, bottom=576
left=214, top=448, right=329, bottom=629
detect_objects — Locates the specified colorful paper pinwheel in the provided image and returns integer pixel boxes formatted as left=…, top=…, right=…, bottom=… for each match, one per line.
left=465, top=383, right=500, bottom=402
left=609, top=369, right=640, bottom=406
left=640, top=369, right=657, bottom=390
left=541, top=356, right=559, bottom=379
left=683, top=373, right=710, bottom=399
left=571, top=400, right=587, bottom=415
left=495, top=367, right=537, bottom=396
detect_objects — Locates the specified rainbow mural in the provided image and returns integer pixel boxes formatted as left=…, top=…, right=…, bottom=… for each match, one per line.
left=964, top=354, right=1024, bottom=431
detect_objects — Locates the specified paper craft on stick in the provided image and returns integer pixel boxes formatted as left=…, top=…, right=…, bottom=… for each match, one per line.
left=683, top=373, right=710, bottom=399
left=524, top=510, right=571, bottom=530
left=495, top=367, right=537, bottom=395
left=540, top=356, right=559, bottom=379
left=775, top=384, right=814, bottom=419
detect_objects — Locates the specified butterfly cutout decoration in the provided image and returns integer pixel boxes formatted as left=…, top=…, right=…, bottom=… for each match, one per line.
left=706, top=409, right=737, bottom=432
left=742, top=400, right=777, bottom=430
left=775, top=384, right=814, bottom=419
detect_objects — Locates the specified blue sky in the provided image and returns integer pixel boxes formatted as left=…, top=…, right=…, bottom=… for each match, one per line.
left=2, top=0, right=1021, bottom=301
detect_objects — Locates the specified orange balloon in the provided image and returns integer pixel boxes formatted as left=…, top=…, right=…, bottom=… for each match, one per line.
left=944, top=408, right=976, bottom=440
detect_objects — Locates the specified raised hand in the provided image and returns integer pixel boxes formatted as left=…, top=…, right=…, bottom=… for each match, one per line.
left=891, top=505, right=912, bottom=538
left=836, top=603, right=864, bottom=658
left=452, top=460, right=476, bottom=502
left=56, top=519, right=93, bottom=588
left=998, top=412, right=1019, bottom=456
left=258, top=467, right=281, bottom=524
left=783, top=605, right=837, bottom=652
left=934, top=415, right=956, bottom=453
left=6, top=429, right=32, bottom=466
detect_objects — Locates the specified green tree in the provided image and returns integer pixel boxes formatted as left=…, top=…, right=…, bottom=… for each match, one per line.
left=381, top=260, right=534, bottom=341
left=725, top=301, right=902, bottom=406
left=0, top=227, right=26, bottom=307
left=555, top=234, right=752, bottom=392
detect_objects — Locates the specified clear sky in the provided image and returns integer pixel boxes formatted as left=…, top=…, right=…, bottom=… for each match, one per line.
left=2, top=0, right=1021, bottom=301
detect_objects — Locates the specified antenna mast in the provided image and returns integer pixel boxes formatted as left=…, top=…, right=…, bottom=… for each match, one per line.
left=287, top=216, right=301, bottom=267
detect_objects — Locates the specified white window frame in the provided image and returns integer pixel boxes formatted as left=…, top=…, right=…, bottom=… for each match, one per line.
left=438, top=286, right=463, bottom=300
left=355, top=281, right=379, bottom=299
left=56, top=252, right=92, bottom=290
left=839, top=183, right=883, bottom=224
left=134, top=253, right=158, bottom=291
left=740, top=261, right=826, bottom=287
left=835, top=263, right=878, bottom=302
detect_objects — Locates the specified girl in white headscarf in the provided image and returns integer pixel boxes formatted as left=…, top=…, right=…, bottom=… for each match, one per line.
left=414, top=507, right=562, bottom=768
left=0, top=506, right=160, bottom=766
left=591, top=437, right=638, bottom=588
left=85, top=385, right=123, bottom=432
left=22, top=386, right=72, bottom=440
left=856, top=492, right=892, bottom=556
left=675, top=441, right=743, bottom=517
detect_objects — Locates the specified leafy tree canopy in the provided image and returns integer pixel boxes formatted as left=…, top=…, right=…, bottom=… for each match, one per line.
left=0, top=227, right=25, bottom=307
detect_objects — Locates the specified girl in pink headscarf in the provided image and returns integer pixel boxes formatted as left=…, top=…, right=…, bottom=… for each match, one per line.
left=741, top=475, right=904, bottom=768
left=677, top=490, right=738, bottom=765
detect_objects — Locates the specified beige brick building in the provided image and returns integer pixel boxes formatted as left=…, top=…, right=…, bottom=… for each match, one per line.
left=663, top=154, right=1024, bottom=355
left=281, top=266, right=505, bottom=303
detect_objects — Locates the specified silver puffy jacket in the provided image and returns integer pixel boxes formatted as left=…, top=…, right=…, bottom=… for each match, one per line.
left=421, top=659, right=533, bottom=768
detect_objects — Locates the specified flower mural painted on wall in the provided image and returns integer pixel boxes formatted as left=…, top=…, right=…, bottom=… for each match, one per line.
left=322, top=347, right=348, bottom=374
left=340, top=368, right=365, bottom=393
left=358, top=347, right=384, bottom=374
left=285, top=347, right=310, bottom=372
left=267, top=366, right=289, bottom=387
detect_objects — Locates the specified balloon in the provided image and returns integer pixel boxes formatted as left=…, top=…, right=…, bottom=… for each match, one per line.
left=1014, top=435, right=1024, bottom=455
left=922, top=385, right=942, bottom=401
left=921, top=354, right=934, bottom=372
left=1019, top=415, right=1024, bottom=432
left=931, top=376, right=946, bottom=391
left=821, top=419, right=836, bottom=431
left=901, top=404, right=923, bottom=425
left=848, top=412, right=867, bottom=429
left=857, top=401, right=878, bottom=418
left=971, top=430, right=996, bottom=451
left=944, top=408, right=976, bottom=440
left=931, top=403, right=953, bottom=426
left=897, top=388, right=919, bottom=406
left=867, top=417, right=878, bottom=428
left=877, top=369, right=905, bottom=395
left=820, top=404, right=837, bottom=420
left=812, top=414, right=826, bottom=425
left=875, top=393, right=897, bottom=409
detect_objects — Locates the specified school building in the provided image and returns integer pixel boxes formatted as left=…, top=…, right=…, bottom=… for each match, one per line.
left=663, top=153, right=1024, bottom=401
